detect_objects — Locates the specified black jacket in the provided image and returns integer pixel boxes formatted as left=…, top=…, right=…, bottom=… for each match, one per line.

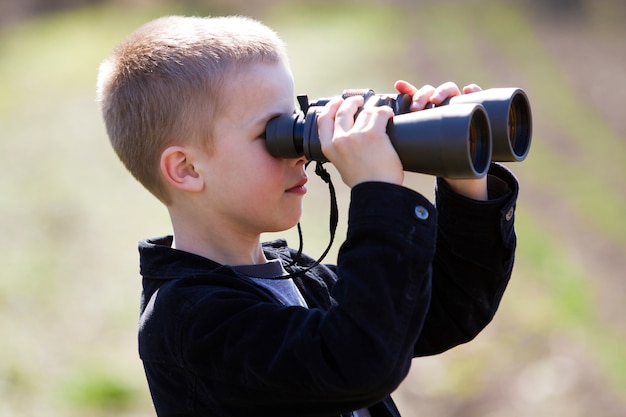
left=138, top=164, right=518, bottom=417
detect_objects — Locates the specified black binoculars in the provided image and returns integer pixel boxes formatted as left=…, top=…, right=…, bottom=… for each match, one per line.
left=265, top=88, right=532, bottom=178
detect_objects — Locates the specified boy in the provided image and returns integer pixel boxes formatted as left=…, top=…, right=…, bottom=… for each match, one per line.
left=97, top=15, right=518, bottom=417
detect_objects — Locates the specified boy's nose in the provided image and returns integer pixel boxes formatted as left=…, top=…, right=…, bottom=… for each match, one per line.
left=292, top=155, right=307, bottom=166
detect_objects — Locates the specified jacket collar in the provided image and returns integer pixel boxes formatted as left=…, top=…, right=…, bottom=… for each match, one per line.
left=138, top=236, right=294, bottom=281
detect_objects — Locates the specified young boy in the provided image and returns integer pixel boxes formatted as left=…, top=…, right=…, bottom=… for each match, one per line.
left=97, top=15, right=518, bottom=417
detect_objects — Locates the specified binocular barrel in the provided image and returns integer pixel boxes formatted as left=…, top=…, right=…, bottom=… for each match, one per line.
left=442, top=88, right=532, bottom=162
left=265, top=88, right=532, bottom=178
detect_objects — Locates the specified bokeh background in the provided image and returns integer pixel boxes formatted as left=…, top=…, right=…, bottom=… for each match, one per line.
left=1, top=0, right=625, bottom=415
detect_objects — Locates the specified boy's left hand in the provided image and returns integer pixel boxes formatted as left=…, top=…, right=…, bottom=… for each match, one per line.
left=394, top=80, right=489, bottom=201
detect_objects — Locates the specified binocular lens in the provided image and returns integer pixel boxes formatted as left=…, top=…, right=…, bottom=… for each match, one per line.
left=469, top=109, right=491, bottom=173
left=509, top=93, right=531, bottom=158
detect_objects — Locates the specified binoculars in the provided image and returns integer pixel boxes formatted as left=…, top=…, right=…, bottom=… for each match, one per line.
left=265, top=88, right=532, bottom=178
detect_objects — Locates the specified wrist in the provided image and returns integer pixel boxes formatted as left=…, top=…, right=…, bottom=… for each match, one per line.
left=442, top=177, right=488, bottom=201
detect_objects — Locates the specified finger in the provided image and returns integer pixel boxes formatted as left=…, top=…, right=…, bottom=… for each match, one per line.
left=463, top=83, right=482, bottom=94
left=353, top=105, right=394, bottom=132
left=394, top=79, right=419, bottom=96
left=410, top=84, right=436, bottom=111
left=430, top=81, right=462, bottom=105
left=334, top=95, right=364, bottom=133
left=317, top=97, right=343, bottom=149
left=369, top=106, right=395, bottom=131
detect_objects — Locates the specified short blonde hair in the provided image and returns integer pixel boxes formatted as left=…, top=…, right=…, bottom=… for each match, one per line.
left=97, top=15, right=288, bottom=204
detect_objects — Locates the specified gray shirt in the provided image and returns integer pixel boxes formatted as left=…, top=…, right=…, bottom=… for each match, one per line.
left=233, top=259, right=308, bottom=307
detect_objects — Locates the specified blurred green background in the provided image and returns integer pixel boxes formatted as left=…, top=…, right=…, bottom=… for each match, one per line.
left=1, top=0, right=625, bottom=416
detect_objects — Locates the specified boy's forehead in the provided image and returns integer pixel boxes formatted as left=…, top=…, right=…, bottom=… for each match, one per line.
left=228, top=61, right=294, bottom=106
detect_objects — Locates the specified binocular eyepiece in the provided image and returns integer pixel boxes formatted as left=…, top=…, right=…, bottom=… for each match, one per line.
left=265, top=87, right=532, bottom=178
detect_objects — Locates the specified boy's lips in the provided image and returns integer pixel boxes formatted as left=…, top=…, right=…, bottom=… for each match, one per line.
left=286, top=177, right=308, bottom=194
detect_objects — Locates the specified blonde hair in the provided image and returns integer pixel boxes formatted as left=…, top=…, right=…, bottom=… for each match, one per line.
left=97, top=15, right=288, bottom=204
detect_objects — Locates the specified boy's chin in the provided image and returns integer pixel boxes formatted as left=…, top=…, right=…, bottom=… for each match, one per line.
left=277, top=220, right=302, bottom=233
left=264, top=217, right=302, bottom=234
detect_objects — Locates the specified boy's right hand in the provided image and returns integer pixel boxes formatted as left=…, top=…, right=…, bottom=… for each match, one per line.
left=317, top=96, right=403, bottom=188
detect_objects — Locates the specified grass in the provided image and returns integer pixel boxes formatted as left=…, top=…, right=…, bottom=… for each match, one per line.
left=1, top=1, right=624, bottom=415
left=516, top=212, right=626, bottom=396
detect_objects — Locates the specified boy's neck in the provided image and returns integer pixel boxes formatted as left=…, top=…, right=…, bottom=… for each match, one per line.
left=172, top=232, right=268, bottom=266
left=169, top=212, right=268, bottom=266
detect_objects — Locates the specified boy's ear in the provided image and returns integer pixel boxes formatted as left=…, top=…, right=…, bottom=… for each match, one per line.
left=160, top=146, right=204, bottom=193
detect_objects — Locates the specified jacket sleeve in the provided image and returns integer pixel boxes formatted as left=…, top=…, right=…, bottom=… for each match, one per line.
left=413, top=163, right=518, bottom=356
left=170, top=181, right=438, bottom=416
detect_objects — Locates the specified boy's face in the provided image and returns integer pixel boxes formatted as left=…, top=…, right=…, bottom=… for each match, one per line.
left=194, top=60, right=306, bottom=236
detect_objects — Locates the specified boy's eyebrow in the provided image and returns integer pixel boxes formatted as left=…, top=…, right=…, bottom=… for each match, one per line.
left=256, top=109, right=296, bottom=126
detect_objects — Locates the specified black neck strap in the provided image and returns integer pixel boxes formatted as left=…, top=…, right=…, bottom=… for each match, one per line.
left=284, top=161, right=338, bottom=277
